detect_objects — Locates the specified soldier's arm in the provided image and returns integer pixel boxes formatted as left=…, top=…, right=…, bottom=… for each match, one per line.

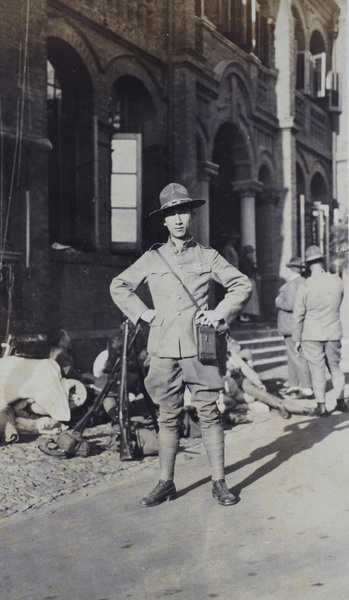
left=110, top=252, right=151, bottom=325
left=211, top=251, right=253, bottom=324
left=275, top=282, right=295, bottom=312
left=292, top=285, right=306, bottom=342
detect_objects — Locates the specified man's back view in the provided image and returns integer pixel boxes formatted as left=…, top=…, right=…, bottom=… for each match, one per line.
left=293, top=245, right=346, bottom=416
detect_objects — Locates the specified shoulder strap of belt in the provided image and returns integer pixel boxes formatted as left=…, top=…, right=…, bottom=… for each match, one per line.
left=155, top=249, right=201, bottom=311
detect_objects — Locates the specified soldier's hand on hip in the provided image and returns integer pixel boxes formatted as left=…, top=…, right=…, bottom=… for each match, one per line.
left=195, top=310, right=224, bottom=328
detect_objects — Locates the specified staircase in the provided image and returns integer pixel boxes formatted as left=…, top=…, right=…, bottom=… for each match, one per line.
left=229, top=325, right=287, bottom=373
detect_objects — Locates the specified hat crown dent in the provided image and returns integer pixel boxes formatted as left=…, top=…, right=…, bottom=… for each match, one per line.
left=305, top=245, right=323, bottom=262
left=160, top=183, right=191, bottom=206
left=149, top=182, right=206, bottom=216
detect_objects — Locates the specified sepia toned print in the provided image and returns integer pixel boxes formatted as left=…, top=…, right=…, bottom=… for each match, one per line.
left=0, top=1, right=348, bottom=599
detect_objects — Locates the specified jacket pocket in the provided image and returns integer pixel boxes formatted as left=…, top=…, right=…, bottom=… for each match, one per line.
left=186, top=263, right=212, bottom=293
left=147, top=317, right=164, bottom=355
left=148, top=270, right=173, bottom=296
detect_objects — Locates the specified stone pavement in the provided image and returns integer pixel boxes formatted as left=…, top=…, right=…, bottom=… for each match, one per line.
left=1, top=338, right=348, bottom=522
left=0, top=424, right=159, bottom=520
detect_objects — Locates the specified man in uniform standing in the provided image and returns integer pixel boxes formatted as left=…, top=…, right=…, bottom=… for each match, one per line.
left=293, top=245, right=347, bottom=416
left=110, top=183, right=252, bottom=506
left=275, top=256, right=313, bottom=398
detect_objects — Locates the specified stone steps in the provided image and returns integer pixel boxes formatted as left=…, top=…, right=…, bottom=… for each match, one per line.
left=229, top=326, right=287, bottom=372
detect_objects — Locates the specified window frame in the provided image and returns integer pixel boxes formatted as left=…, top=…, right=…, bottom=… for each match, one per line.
left=110, top=133, right=142, bottom=253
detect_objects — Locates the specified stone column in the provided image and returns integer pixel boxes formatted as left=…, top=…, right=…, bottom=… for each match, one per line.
left=233, top=180, right=263, bottom=251
left=195, top=161, right=219, bottom=246
left=258, top=187, right=283, bottom=320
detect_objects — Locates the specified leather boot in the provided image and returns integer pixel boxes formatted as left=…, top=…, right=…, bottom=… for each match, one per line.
left=311, top=403, right=330, bottom=417
left=335, top=398, right=348, bottom=412
left=212, top=479, right=238, bottom=506
left=140, top=480, right=177, bottom=507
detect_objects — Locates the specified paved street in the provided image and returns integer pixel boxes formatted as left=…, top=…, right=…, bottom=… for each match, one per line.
left=1, top=367, right=349, bottom=600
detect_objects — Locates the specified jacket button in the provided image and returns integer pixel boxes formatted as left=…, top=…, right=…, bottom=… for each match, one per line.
left=177, top=311, right=181, bottom=316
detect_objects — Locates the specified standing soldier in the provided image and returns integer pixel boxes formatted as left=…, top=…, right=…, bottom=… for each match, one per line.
left=275, top=256, right=313, bottom=398
left=293, top=245, right=347, bottom=416
left=110, top=183, right=252, bottom=506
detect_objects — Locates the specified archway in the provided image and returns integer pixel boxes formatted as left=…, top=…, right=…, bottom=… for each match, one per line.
left=47, top=38, right=94, bottom=249
left=110, top=75, right=164, bottom=249
left=210, top=122, right=250, bottom=252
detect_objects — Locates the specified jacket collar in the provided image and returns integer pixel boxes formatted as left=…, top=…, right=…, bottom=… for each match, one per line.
left=166, top=236, right=195, bottom=250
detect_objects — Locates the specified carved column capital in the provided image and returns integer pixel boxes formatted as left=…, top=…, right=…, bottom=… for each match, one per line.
left=232, top=180, right=263, bottom=198
left=259, top=187, right=282, bottom=205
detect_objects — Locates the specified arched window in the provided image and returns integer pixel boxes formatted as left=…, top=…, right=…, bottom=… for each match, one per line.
left=110, top=76, right=163, bottom=251
left=47, top=40, right=94, bottom=250
left=310, top=30, right=326, bottom=98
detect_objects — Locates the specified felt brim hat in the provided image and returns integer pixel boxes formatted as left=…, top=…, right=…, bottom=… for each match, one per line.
left=305, top=245, right=323, bottom=262
left=286, top=256, right=303, bottom=269
left=149, top=183, right=206, bottom=216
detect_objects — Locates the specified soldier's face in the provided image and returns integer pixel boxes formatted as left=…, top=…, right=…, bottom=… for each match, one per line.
left=164, top=208, right=194, bottom=240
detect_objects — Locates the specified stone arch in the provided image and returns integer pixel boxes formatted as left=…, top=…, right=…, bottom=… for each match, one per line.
left=109, top=72, right=165, bottom=248
left=46, top=17, right=103, bottom=83
left=214, top=60, right=254, bottom=112
left=309, top=160, right=330, bottom=196
left=296, top=147, right=310, bottom=176
left=105, top=55, right=164, bottom=120
left=310, top=171, right=329, bottom=205
left=47, top=37, right=95, bottom=249
left=257, top=151, right=277, bottom=184
left=310, top=29, right=327, bottom=54
left=209, top=121, right=253, bottom=249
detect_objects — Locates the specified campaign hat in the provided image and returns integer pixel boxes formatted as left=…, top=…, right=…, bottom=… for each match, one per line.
left=286, top=256, right=303, bottom=269
left=149, top=183, right=206, bottom=216
left=305, top=245, right=323, bottom=263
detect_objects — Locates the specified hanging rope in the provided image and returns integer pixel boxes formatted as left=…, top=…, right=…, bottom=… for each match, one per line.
left=0, top=0, right=31, bottom=339
left=5, top=265, right=15, bottom=339
left=0, top=0, right=31, bottom=272
left=0, top=97, right=3, bottom=266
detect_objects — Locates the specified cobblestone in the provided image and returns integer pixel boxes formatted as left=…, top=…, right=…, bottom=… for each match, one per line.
left=1, top=423, right=157, bottom=521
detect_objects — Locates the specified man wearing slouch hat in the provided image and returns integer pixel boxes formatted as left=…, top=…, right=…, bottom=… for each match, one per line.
left=110, top=183, right=252, bottom=506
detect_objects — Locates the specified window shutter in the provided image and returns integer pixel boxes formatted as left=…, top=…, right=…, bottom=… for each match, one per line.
left=296, top=50, right=312, bottom=96
left=312, top=52, right=326, bottom=98
left=326, top=71, right=341, bottom=112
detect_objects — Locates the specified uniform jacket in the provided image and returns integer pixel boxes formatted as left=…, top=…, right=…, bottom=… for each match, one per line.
left=293, top=271, right=344, bottom=342
left=110, top=237, right=252, bottom=359
left=275, top=275, right=305, bottom=336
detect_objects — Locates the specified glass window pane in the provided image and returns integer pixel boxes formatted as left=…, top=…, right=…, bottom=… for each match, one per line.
left=111, top=139, right=137, bottom=173
left=111, top=208, right=137, bottom=243
left=111, top=174, right=137, bottom=208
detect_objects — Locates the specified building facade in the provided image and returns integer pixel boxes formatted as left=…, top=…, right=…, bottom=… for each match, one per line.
left=0, top=0, right=344, bottom=367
